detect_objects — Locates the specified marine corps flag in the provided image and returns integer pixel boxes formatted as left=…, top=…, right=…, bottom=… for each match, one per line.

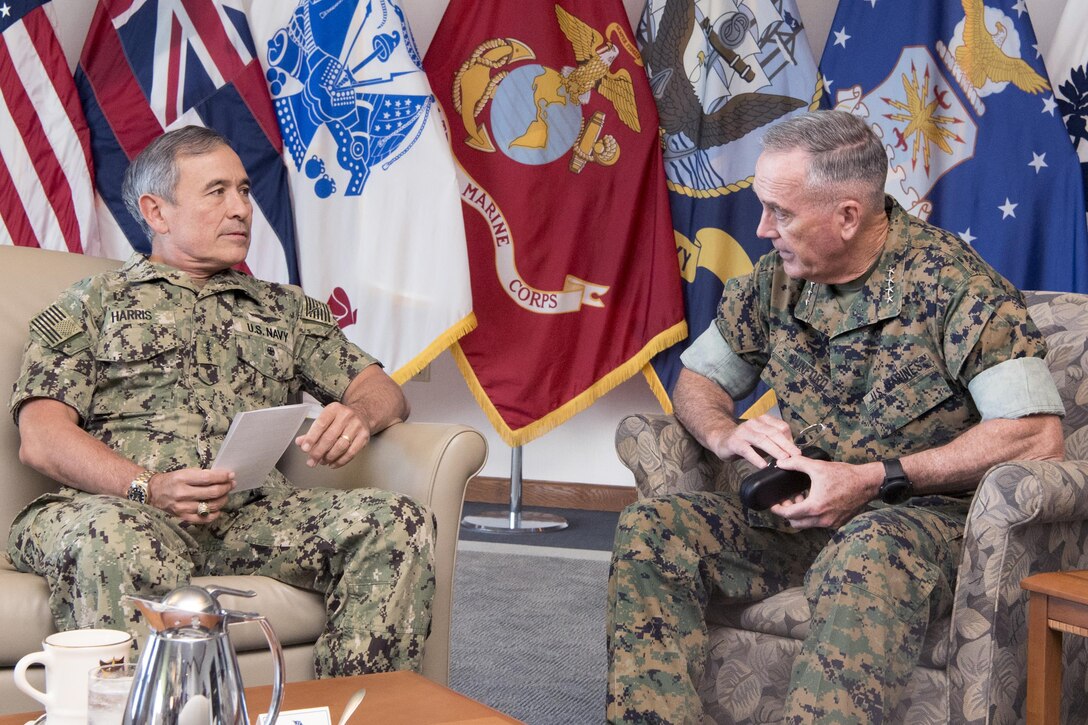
left=821, top=0, right=1088, bottom=293
left=639, top=0, right=824, bottom=413
left=425, top=0, right=686, bottom=445
left=247, top=0, right=476, bottom=381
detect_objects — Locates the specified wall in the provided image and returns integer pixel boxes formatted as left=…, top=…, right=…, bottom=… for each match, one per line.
left=48, top=0, right=1072, bottom=487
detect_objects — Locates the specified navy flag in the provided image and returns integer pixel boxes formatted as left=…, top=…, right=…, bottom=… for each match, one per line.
left=639, top=0, right=824, bottom=415
left=821, top=0, right=1088, bottom=294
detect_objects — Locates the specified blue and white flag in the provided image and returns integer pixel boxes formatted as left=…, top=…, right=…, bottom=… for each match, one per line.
left=821, top=0, right=1088, bottom=294
left=77, top=0, right=300, bottom=282
left=1049, top=0, right=1088, bottom=223
left=247, top=0, right=475, bottom=382
left=639, top=0, right=824, bottom=414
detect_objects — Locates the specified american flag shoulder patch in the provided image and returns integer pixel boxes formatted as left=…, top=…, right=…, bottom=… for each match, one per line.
left=30, top=304, right=83, bottom=347
left=302, top=296, right=334, bottom=326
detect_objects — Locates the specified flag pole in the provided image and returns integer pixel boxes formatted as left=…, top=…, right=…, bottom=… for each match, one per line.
left=461, top=446, right=568, bottom=533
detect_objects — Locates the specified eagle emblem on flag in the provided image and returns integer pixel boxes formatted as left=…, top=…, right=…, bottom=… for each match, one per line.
left=452, top=6, right=642, bottom=172
left=821, top=0, right=1088, bottom=294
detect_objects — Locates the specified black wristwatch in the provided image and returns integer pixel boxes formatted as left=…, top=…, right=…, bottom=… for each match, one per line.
left=879, top=458, right=913, bottom=504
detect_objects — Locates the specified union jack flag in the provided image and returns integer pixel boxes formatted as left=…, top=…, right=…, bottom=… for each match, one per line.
left=77, top=0, right=299, bottom=283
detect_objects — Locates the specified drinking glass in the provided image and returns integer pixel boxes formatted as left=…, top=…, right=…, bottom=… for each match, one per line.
left=87, top=663, right=137, bottom=725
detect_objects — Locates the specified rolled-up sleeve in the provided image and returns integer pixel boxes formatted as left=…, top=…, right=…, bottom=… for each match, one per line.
left=680, top=325, right=762, bottom=400
left=946, top=275, right=1062, bottom=420
left=967, top=356, right=1065, bottom=420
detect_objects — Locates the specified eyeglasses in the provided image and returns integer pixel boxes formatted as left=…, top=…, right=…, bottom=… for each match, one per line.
left=795, top=422, right=828, bottom=448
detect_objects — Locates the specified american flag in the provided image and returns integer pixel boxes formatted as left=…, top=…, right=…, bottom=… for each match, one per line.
left=0, top=0, right=99, bottom=253
left=77, top=0, right=299, bottom=283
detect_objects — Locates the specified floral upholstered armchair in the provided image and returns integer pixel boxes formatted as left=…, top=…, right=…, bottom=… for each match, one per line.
left=614, top=291, right=1088, bottom=724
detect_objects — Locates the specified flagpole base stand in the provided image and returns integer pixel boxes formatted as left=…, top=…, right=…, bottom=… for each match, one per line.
left=461, top=510, right=568, bottom=534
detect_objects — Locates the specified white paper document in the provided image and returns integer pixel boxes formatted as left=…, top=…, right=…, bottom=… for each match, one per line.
left=256, top=706, right=331, bottom=725
left=211, top=403, right=318, bottom=491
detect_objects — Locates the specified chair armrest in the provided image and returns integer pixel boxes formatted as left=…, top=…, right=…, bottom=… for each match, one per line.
left=615, top=413, right=735, bottom=499
left=277, top=421, right=487, bottom=685
left=278, top=421, right=486, bottom=503
left=948, top=458, right=1088, bottom=723
left=969, top=459, right=1088, bottom=529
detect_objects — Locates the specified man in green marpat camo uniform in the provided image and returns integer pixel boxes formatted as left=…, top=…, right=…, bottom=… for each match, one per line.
left=8, top=126, right=435, bottom=677
left=607, top=111, right=1068, bottom=723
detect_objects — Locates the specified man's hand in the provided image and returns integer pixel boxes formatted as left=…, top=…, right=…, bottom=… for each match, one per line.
left=292, top=364, right=409, bottom=468
left=769, top=457, right=883, bottom=529
left=148, top=469, right=236, bottom=524
left=294, top=401, right=369, bottom=469
left=715, top=414, right=803, bottom=469
left=673, top=370, right=801, bottom=469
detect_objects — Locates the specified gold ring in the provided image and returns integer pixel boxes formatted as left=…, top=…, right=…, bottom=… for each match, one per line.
left=197, top=501, right=210, bottom=517
left=339, top=434, right=352, bottom=443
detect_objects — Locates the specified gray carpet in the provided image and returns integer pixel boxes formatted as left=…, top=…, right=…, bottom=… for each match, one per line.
left=458, top=503, right=620, bottom=551
left=449, top=546, right=610, bottom=724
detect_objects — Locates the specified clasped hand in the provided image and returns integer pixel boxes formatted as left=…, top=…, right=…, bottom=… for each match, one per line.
left=147, top=468, right=235, bottom=524
left=722, top=415, right=870, bottom=530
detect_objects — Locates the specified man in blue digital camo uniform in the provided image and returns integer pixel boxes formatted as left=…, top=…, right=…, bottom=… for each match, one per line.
left=9, top=126, right=434, bottom=677
left=607, top=110, right=1067, bottom=723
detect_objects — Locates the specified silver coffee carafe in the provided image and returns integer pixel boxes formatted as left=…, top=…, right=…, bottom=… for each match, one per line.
left=123, top=585, right=284, bottom=725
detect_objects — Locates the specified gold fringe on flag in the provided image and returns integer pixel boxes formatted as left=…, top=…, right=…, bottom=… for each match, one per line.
left=391, top=312, right=478, bottom=385
left=453, top=320, right=687, bottom=448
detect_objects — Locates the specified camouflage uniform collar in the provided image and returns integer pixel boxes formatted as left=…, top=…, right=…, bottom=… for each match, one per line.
left=793, top=196, right=907, bottom=338
left=121, top=254, right=263, bottom=300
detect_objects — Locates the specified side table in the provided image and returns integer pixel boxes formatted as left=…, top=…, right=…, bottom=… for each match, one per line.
left=1020, top=570, right=1088, bottom=724
left=0, top=671, right=522, bottom=725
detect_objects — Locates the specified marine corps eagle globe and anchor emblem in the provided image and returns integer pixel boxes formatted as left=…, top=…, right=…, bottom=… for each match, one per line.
left=452, top=5, right=642, bottom=172
left=447, top=5, right=657, bottom=316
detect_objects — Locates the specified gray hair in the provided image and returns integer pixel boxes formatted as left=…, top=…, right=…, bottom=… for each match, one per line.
left=761, top=110, right=888, bottom=209
left=121, top=126, right=232, bottom=240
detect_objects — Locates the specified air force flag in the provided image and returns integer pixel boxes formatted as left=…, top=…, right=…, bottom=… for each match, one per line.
left=247, top=0, right=475, bottom=381
left=821, top=0, right=1088, bottom=294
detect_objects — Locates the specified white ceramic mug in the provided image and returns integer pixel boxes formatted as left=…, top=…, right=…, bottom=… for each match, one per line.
left=14, top=628, right=132, bottom=725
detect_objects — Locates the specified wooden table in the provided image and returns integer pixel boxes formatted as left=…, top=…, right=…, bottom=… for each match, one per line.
left=0, top=671, right=522, bottom=725
left=1021, top=570, right=1088, bottom=724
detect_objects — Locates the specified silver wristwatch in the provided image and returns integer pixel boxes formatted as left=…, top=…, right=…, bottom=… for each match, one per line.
left=126, top=470, right=154, bottom=504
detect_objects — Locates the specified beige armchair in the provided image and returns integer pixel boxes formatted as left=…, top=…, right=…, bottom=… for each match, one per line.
left=615, top=290, right=1088, bottom=724
left=0, top=245, right=486, bottom=714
